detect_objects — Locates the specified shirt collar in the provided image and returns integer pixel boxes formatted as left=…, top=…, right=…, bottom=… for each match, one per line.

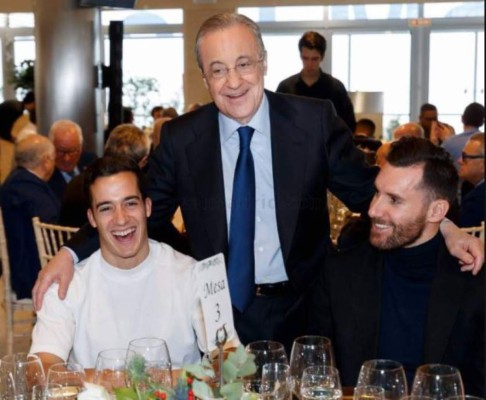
left=219, top=94, right=270, bottom=143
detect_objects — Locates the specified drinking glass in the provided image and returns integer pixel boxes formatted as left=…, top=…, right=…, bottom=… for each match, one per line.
left=300, top=366, right=342, bottom=400
left=261, top=363, right=291, bottom=400
left=0, top=353, right=46, bottom=399
left=126, top=337, right=173, bottom=391
left=47, top=362, right=86, bottom=399
left=410, top=364, right=464, bottom=400
left=353, top=385, right=385, bottom=400
left=356, top=359, right=407, bottom=400
left=32, top=383, right=65, bottom=400
left=93, top=349, right=135, bottom=393
left=289, top=336, right=335, bottom=399
left=244, top=340, right=288, bottom=396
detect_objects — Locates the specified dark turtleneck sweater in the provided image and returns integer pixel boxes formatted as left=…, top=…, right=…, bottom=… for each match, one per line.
left=378, top=232, right=441, bottom=386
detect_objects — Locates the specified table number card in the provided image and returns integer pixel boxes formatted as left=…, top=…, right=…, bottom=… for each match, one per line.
left=195, top=253, right=235, bottom=351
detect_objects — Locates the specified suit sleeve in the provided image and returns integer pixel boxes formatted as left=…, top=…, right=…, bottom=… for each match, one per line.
left=307, top=262, right=334, bottom=338
left=323, top=103, right=378, bottom=213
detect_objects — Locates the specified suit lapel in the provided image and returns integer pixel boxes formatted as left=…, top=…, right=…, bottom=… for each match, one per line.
left=423, top=244, right=466, bottom=362
left=186, top=106, right=228, bottom=256
left=349, top=247, right=383, bottom=357
left=267, top=92, right=307, bottom=261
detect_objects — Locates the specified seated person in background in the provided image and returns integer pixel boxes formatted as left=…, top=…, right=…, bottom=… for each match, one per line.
left=48, top=119, right=97, bottom=200
left=0, top=134, right=59, bottom=299
left=458, top=132, right=484, bottom=227
left=393, top=122, right=424, bottom=140
left=309, top=137, right=484, bottom=396
left=59, top=124, right=151, bottom=228
left=31, top=156, right=210, bottom=370
left=354, top=118, right=376, bottom=138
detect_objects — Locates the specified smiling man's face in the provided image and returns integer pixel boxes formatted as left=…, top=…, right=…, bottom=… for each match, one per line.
left=87, top=171, right=152, bottom=269
left=199, top=23, right=266, bottom=125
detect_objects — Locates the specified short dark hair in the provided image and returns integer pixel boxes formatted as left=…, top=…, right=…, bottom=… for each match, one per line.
left=298, top=31, right=327, bottom=57
left=386, top=137, right=458, bottom=205
left=83, top=155, right=146, bottom=208
left=150, top=106, right=163, bottom=118
left=355, top=118, right=376, bottom=136
left=462, top=102, right=485, bottom=128
left=420, top=103, right=437, bottom=114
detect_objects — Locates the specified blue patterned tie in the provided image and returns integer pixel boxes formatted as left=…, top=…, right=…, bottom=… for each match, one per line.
left=228, top=126, right=256, bottom=312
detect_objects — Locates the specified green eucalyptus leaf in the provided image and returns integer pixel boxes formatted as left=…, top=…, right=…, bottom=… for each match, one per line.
left=235, top=359, right=257, bottom=378
left=185, top=363, right=215, bottom=379
left=220, top=382, right=243, bottom=400
left=113, top=387, right=138, bottom=400
left=227, top=345, right=247, bottom=365
left=192, top=380, right=215, bottom=399
left=221, top=358, right=238, bottom=382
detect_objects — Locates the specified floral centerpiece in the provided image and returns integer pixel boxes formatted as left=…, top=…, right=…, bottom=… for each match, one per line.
left=114, top=344, right=257, bottom=400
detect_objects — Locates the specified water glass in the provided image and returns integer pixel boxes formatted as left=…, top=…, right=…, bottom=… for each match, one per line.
left=244, top=340, right=288, bottom=396
left=300, top=366, right=342, bottom=400
left=93, top=348, right=135, bottom=393
left=32, top=383, right=65, bottom=400
left=47, top=362, right=86, bottom=398
left=126, top=337, right=173, bottom=390
left=410, top=364, right=464, bottom=400
left=353, top=385, right=385, bottom=400
left=356, top=359, right=407, bottom=400
left=0, top=353, right=46, bottom=399
left=289, top=336, right=335, bottom=398
left=261, top=363, right=291, bottom=400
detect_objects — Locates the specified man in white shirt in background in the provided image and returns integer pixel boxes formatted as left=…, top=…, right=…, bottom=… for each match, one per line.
left=31, top=155, right=208, bottom=370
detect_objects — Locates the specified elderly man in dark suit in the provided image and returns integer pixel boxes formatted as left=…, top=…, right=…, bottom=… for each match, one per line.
left=310, top=138, right=484, bottom=396
left=33, top=13, right=483, bottom=347
left=48, top=119, right=97, bottom=200
left=1, top=134, right=59, bottom=299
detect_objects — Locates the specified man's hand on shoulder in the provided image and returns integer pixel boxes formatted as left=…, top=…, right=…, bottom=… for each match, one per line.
left=440, top=219, right=484, bottom=275
left=32, top=248, right=75, bottom=311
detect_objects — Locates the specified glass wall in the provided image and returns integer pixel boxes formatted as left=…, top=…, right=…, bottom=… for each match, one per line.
left=0, top=3, right=484, bottom=137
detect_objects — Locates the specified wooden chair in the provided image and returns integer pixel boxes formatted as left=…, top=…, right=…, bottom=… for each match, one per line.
left=32, top=217, right=79, bottom=267
left=460, top=221, right=485, bottom=241
left=0, top=207, right=36, bottom=355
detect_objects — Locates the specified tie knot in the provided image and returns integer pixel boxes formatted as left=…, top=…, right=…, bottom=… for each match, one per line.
left=237, top=126, right=254, bottom=149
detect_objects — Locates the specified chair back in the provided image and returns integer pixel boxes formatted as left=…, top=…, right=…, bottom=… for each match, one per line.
left=32, top=217, right=79, bottom=267
left=460, top=221, right=485, bottom=241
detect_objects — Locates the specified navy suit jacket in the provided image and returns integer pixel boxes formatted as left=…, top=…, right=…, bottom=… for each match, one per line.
left=459, top=181, right=485, bottom=228
left=309, top=239, right=485, bottom=396
left=0, top=168, right=60, bottom=298
left=70, top=91, right=376, bottom=292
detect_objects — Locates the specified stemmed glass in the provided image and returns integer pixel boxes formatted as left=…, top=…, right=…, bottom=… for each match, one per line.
left=47, top=362, right=86, bottom=398
left=0, top=353, right=46, bottom=399
left=244, top=340, right=289, bottom=396
left=93, top=348, right=135, bottom=393
left=289, top=336, right=335, bottom=399
left=356, top=359, right=407, bottom=400
left=126, top=337, right=173, bottom=392
left=410, top=364, right=464, bottom=400
left=353, top=385, right=385, bottom=400
left=300, top=366, right=342, bottom=400
left=261, top=363, right=291, bottom=400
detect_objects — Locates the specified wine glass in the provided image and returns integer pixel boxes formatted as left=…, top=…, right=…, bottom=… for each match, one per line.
left=244, top=340, right=289, bottom=395
left=356, top=359, right=407, bottom=400
left=261, top=363, right=291, bottom=400
left=300, top=366, right=342, bottom=400
left=32, top=383, right=65, bottom=400
left=410, top=364, right=464, bottom=400
left=289, top=336, right=335, bottom=398
left=93, top=348, right=135, bottom=393
left=47, top=362, right=86, bottom=398
left=353, top=385, right=385, bottom=400
left=0, top=353, right=46, bottom=399
left=126, top=337, right=173, bottom=391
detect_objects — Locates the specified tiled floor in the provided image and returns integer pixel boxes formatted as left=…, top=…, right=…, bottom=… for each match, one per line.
left=0, top=279, right=34, bottom=357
